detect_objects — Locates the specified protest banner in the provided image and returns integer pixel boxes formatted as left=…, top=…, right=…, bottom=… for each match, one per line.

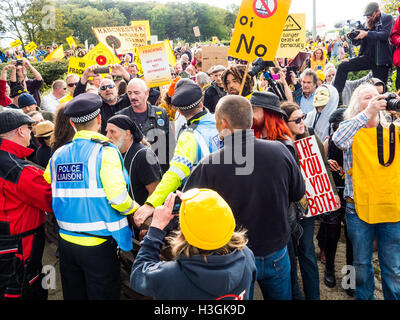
left=10, top=39, right=22, bottom=48
left=193, top=26, right=201, bottom=38
left=138, top=42, right=172, bottom=88
left=25, top=41, right=38, bottom=54
left=201, top=46, right=229, bottom=73
left=67, top=57, right=95, bottom=76
left=294, top=135, right=336, bottom=217
left=92, top=25, right=147, bottom=55
left=44, top=45, right=64, bottom=62
left=66, top=36, right=77, bottom=48
left=228, top=0, right=292, bottom=63
left=276, top=13, right=306, bottom=58
left=84, top=42, right=121, bottom=65
left=130, top=20, right=151, bottom=40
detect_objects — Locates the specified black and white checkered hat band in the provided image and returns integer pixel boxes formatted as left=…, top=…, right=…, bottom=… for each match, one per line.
left=177, top=97, right=202, bottom=111
left=70, top=108, right=101, bottom=123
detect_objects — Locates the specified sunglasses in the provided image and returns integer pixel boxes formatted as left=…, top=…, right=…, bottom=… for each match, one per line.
left=67, top=82, right=78, bottom=87
left=288, top=114, right=307, bottom=124
left=100, top=84, right=116, bottom=91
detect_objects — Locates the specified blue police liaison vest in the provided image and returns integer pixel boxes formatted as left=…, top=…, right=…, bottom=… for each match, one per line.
left=49, top=138, right=133, bottom=251
left=192, top=112, right=221, bottom=165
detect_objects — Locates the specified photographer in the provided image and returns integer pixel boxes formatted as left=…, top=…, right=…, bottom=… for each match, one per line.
left=332, top=83, right=400, bottom=300
left=333, top=2, right=394, bottom=105
left=73, top=64, right=133, bottom=134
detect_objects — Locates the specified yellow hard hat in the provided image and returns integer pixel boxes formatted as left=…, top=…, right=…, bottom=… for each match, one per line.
left=179, top=188, right=236, bottom=250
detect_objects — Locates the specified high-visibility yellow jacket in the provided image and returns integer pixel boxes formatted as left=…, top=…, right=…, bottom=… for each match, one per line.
left=44, top=130, right=139, bottom=246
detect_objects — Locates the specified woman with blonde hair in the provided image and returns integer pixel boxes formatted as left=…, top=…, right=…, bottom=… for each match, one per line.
left=130, top=189, right=256, bottom=300
left=310, top=47, right=327, bottom=72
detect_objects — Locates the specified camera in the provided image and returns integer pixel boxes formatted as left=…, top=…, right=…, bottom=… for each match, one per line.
left=248, top=58, right=287, bottom=100
left=94, top=66, right=110, bottom=74
left=384, top=93, right=400, bottom=111
left=346, top=21, right=366, bottom=46
left=16, top=59, right=23, bottom=66
left=248, top=58, right=275, bottom=77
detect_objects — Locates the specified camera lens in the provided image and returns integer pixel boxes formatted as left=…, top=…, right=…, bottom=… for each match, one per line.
left=386, top=98, right=400, bottom=111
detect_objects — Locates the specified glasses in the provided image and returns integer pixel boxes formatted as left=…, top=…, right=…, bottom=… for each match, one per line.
left=67, top=82, right=78, bottom=87
left=288, top=114, right=307, bottom=124
left=100, top=84, right=116, bottom=91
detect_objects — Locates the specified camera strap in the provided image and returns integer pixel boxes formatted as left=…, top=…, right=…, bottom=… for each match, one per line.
left=376, top=122, right=395, bottom=167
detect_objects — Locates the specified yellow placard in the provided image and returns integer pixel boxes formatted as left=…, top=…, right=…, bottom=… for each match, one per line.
left=131, top=20, right=151, bottom=40
left=10, top=39, right=22, bottom=48
left=84, top=42, right=121, bottom=65
left=25, top=41, right=38, bottom=53
left=92, top=25, right=147, bottom=55
left=66, top=36, right=77, bottom=48
left=138, top=42, right=172, bottom=88
left=228, top=0, right=292, bottom=62
left=212, top=36, right=219, bottom=44
left=276, top=13, right=306, bottom=58
left=67, top=57, right=96, bottom=76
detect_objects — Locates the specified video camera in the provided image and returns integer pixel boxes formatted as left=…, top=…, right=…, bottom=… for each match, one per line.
left=249, top=57, right=287, bottom=101
left=346, top=20, right=367, bottom=46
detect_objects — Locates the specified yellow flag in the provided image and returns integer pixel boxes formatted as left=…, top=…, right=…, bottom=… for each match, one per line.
left=84, top=42, right=120, bottom=66
left=44, top=45, right=64, bottom=62
left=66, top=36, right=77, bottom=48
left=164, top=39, right=176, bottom=66
left=132, top=46, right=143, bottom=74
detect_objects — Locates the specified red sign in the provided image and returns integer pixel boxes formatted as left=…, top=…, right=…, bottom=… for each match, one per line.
left=253, top=0, right=277, bottom=18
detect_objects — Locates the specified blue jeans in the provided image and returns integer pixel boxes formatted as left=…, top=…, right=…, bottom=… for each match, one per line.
left=249, top=246, right=292, bottom=300
left=346, top=202, right=400, bottom=300
left=288, top=217, right=320, bottom=300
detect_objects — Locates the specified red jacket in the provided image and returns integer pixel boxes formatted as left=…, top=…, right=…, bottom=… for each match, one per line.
left=391, top=8, right=400, bottom=67
left=0, top=80, right=12, bottom=107
left=0, top=138, right=52, bottom=262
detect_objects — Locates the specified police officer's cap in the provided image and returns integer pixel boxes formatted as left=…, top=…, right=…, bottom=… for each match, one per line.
left=64, top=93, right=102, bottom=124
left=171, top=79, right=203, bottom=111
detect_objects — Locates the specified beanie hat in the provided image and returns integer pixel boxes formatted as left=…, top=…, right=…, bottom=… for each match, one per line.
left=18, top=93, right=37, bottom=108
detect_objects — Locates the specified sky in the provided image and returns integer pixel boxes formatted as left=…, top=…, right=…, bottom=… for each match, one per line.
left=159, top=0, right=373, bottom=31
left=0, top=0, right=376, bottom=47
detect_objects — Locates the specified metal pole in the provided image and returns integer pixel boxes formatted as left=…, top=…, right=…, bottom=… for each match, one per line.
left=312, top=0, right=316, bottom=41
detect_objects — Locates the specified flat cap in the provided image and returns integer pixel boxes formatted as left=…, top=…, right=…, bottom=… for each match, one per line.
left=0, top=109, right=35, bottom=134
left=64, top=93, right=102, bottom=123
left=171, top=80, right=203, bottom=111
left=364, top=2, right=379, bottom=16
left=211, top=65, right=226, bottom=73
left=249, top=91, right=287, bottom=119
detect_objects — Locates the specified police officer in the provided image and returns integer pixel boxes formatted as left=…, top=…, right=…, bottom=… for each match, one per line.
left=44, top=93, right=140, bottom=300
left=117, top=78, right=172, bottom=174
left=133, top=79, right=221, bottom=229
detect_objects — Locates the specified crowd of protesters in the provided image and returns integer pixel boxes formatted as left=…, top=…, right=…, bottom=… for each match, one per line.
left=1, top=1, right=400, bottom=301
